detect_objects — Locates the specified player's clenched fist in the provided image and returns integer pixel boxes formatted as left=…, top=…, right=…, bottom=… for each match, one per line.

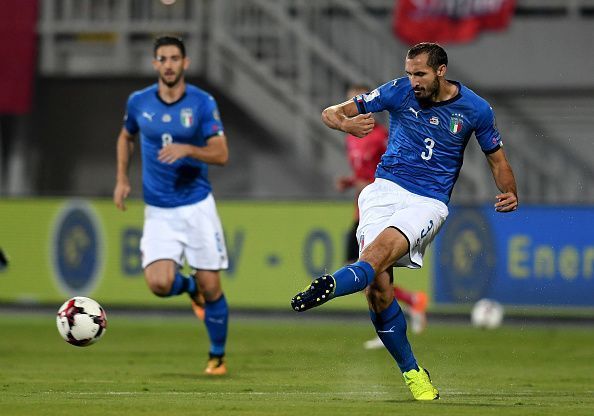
left=344, top=113, right=375, bottom=138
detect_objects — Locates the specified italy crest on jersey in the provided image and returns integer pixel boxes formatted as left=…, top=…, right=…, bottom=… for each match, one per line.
left=449, top=114, right=464, bottom=134
left=180, top=108, right=193, bottom=128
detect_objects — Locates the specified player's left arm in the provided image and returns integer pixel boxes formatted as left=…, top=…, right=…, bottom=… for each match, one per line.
left=158, top=133, right=229, bottom=166
left=486, top=148, right=518, bottom=212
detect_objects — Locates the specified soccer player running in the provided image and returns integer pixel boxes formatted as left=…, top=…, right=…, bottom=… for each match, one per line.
left=291, top=42, right=518, bottom=400
left=338, top=85, right=429, bottom=346
left=113, top=36, right=230, bottom=376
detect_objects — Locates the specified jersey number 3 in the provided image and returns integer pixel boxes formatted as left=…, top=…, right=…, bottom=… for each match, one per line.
left=421, top=137, right=434, bottom=161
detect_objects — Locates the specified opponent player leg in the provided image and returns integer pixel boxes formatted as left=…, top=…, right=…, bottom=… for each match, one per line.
left=407, top=290, right=428, bottom=335
left=195, top=269, right=228, bottom=376
left=394, top=286, right=414, bottom=306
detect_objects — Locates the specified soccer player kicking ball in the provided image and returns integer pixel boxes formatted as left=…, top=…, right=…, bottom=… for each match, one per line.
left=114, top=36, right=230, bottom=376
left=291, top=42, right=518, bottom=400
left=338, top=85, right=429, bottom=344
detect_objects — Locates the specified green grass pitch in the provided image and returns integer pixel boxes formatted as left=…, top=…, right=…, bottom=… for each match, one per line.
left=1, top=312, right=593, bottom=415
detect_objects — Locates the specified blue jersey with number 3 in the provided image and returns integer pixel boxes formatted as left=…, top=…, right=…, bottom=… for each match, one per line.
left=124, top=84, right=224, bottom=207
left=354, top=77, right=502, bottom=205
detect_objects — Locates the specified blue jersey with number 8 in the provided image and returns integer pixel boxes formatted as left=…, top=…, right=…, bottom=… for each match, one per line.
left=123, top=84, right=224, bottom=208
left=354, top=77, right=502, bottom=205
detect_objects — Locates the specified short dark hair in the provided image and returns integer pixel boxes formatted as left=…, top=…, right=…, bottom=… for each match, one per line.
left=406, top=42, right=448, bottom=71
left=153, top=35, right=186, bottom=57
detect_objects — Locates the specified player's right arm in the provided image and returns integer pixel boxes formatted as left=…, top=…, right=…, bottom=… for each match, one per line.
left=113, top=127, right=135, bottom=211
left=321, top=99, right=375, bottom=138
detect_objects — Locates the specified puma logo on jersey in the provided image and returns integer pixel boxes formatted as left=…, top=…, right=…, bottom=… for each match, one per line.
left=408, top=107, right=421, bottom=118
left=142, top=112, right=155, bottom=121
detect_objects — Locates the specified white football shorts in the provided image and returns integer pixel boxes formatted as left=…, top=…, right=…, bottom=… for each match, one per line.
left=140, top=194, right=228, bottom=270
left=356, top=178, right=449, bottom=268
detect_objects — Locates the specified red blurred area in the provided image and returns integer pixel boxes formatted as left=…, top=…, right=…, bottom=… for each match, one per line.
left=0, top=0, right=38, bottom=114
left=394, top=0, right=516, bottom=45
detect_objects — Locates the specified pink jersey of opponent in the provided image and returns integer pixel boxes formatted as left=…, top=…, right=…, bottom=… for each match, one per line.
left=346, top=123, right=388, bottom=182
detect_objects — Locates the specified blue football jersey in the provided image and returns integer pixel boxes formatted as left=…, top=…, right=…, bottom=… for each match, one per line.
left=354, top=77, right=502, bottom=205
left=124, top=84, right=224, bottom=207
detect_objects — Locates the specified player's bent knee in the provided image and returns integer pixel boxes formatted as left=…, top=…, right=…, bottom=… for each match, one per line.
left=143, top=261, right=176, bottom=297
left=147, top=280, right=171, bottom=297
left=144, top=271, right=175, bottom=297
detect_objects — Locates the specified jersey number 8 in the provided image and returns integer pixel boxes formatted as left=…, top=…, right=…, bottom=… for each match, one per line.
left=161, top=133, right=173, bottom=148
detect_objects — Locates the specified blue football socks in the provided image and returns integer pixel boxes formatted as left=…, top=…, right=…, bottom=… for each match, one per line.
left=204, top=294, right=228, bottom=356
left=166, top=272, right=197, bottom=297
left=332, top=261, right=376, bottom=297
left=370, top=299, right=418, bottom=373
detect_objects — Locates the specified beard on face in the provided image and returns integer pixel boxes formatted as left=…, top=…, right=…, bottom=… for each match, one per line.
left=414, top=77, right=440, bottom=104
left=161, top=71, right=182, bottom=88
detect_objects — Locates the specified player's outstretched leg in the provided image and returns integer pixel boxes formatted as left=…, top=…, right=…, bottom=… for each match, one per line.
left=291, top=261, right=376, bottom=312
left=291, top=274, right=336, bottom=312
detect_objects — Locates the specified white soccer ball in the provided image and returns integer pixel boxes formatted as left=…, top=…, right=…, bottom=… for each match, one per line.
left=471, top=298, right=504, bottom=329
left=56, top=296, right=107, bottom=346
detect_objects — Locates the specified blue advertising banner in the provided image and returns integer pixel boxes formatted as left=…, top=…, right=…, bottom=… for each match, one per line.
left=434, top=206, right=594, bottom=306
